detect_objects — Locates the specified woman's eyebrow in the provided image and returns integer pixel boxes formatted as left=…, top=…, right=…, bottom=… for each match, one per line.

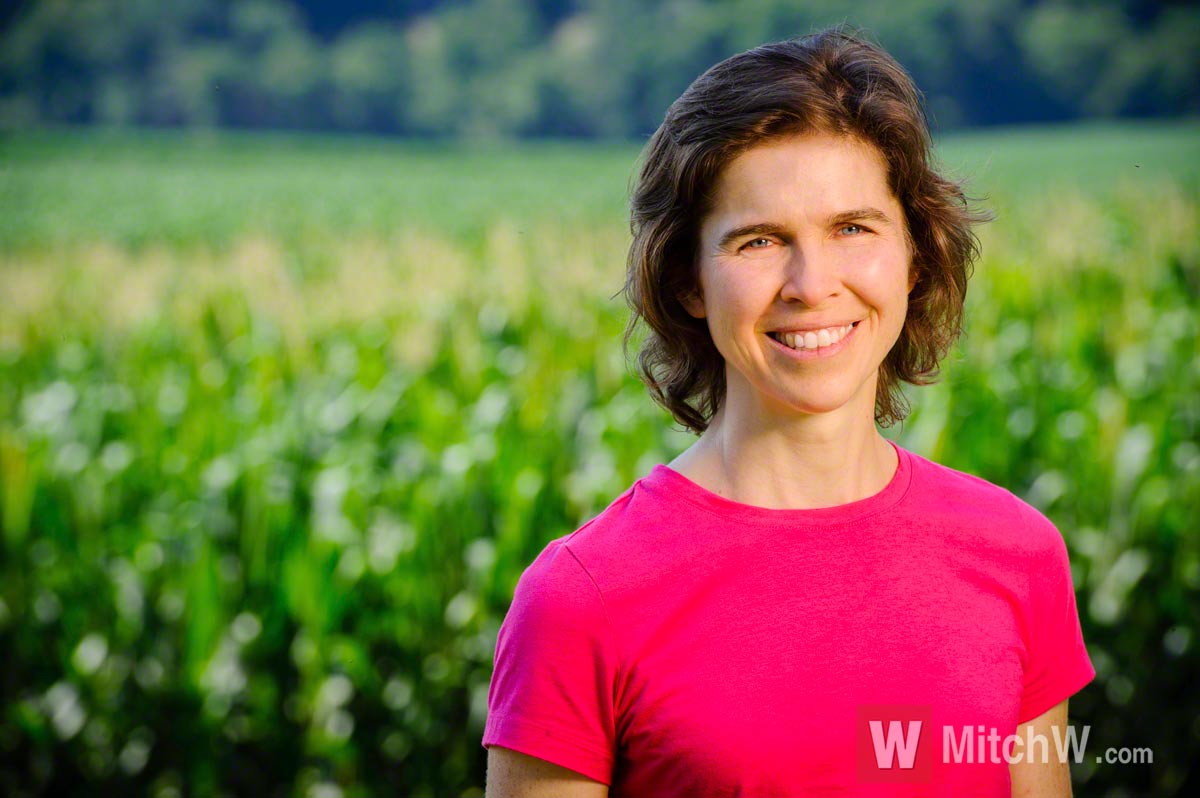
left=829, top=207, right=894, bottom=227
left=715, top=222, right=786, bottom=249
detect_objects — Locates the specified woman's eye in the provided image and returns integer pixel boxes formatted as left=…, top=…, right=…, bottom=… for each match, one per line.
left=744, top=237, right=772, bottom=249
left=839, top=224, right=864, bottom=236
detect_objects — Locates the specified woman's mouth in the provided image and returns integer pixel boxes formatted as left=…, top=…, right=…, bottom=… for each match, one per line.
left=767, top=321, right=859, bottom=358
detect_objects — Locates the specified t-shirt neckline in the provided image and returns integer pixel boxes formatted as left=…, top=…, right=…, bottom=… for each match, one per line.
left=646, top=438, right=913, bottom=526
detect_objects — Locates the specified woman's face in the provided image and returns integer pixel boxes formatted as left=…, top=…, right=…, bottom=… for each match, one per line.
left=683, top=132, right=917, bottom=422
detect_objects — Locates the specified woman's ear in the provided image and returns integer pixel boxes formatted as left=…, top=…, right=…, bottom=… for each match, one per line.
left=906, top=254, right=920, bottom=294
left=679, top=288, right=706, bottom=319
left=905, top=232, right=919, bottom=294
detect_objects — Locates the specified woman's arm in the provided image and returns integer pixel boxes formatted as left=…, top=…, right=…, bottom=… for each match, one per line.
left=1009, top=699, right=1074, bottom=798
left=486, top=746, right=610, bottom=798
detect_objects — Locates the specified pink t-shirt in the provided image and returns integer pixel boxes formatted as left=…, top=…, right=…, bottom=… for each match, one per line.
left=482, top=439, right=1095, bottom=796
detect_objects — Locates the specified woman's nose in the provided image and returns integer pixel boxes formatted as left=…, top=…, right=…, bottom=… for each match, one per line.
left=779, top=243, right=841, bottom=306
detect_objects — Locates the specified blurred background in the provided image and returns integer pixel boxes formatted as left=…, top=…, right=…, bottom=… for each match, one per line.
left=0, top=0, right=1197, bottom=796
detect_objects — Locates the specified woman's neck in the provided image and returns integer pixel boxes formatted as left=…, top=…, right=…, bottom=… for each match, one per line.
left=667, top=406, right=898, bottom=511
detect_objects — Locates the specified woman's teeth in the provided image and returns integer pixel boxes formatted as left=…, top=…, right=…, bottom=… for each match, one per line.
left=770, top=322, right=856, bottom=351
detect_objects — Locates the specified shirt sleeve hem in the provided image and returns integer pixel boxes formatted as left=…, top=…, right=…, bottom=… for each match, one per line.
left=1018, top=656, right=1097, bottom=725
left=482, top=713, right=613, bottom=785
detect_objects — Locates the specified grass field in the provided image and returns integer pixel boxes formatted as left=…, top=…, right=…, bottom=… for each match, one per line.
left=2, top=120, right=1196, bottom=362
left=0, top=121, right=1196, bottom=249
left=0, top=121, right=1197, bottom=796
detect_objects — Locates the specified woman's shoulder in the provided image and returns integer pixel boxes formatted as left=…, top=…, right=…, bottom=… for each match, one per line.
left=902, top=446, right=1065, bottom=551
left=904, top=445, right=1011, bottom=496
left=525, top=467, right=699, bottom=599
left=557, top=471, right=666, bottom=557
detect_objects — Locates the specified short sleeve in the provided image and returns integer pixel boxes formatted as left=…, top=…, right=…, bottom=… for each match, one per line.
left=1015, top=500, right=1096, bottom=723
left=482, top=538, right=617, bottom=784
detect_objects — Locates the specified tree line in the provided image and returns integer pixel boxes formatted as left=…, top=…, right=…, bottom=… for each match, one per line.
left=1, top=0, right=1197, bottom=138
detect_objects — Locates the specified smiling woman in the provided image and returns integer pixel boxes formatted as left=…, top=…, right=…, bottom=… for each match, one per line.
left=482, top=26, right=1095, bottom=798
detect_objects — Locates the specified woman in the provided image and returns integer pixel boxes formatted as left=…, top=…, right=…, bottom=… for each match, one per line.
left=482, top=27, right=1095, bottom=797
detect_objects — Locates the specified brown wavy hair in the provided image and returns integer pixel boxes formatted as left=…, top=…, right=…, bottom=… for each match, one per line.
left=621, top=26, right=991, bottom=434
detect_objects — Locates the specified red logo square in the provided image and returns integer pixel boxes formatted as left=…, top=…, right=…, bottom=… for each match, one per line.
left=855, top=704, right=934, bottom=783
